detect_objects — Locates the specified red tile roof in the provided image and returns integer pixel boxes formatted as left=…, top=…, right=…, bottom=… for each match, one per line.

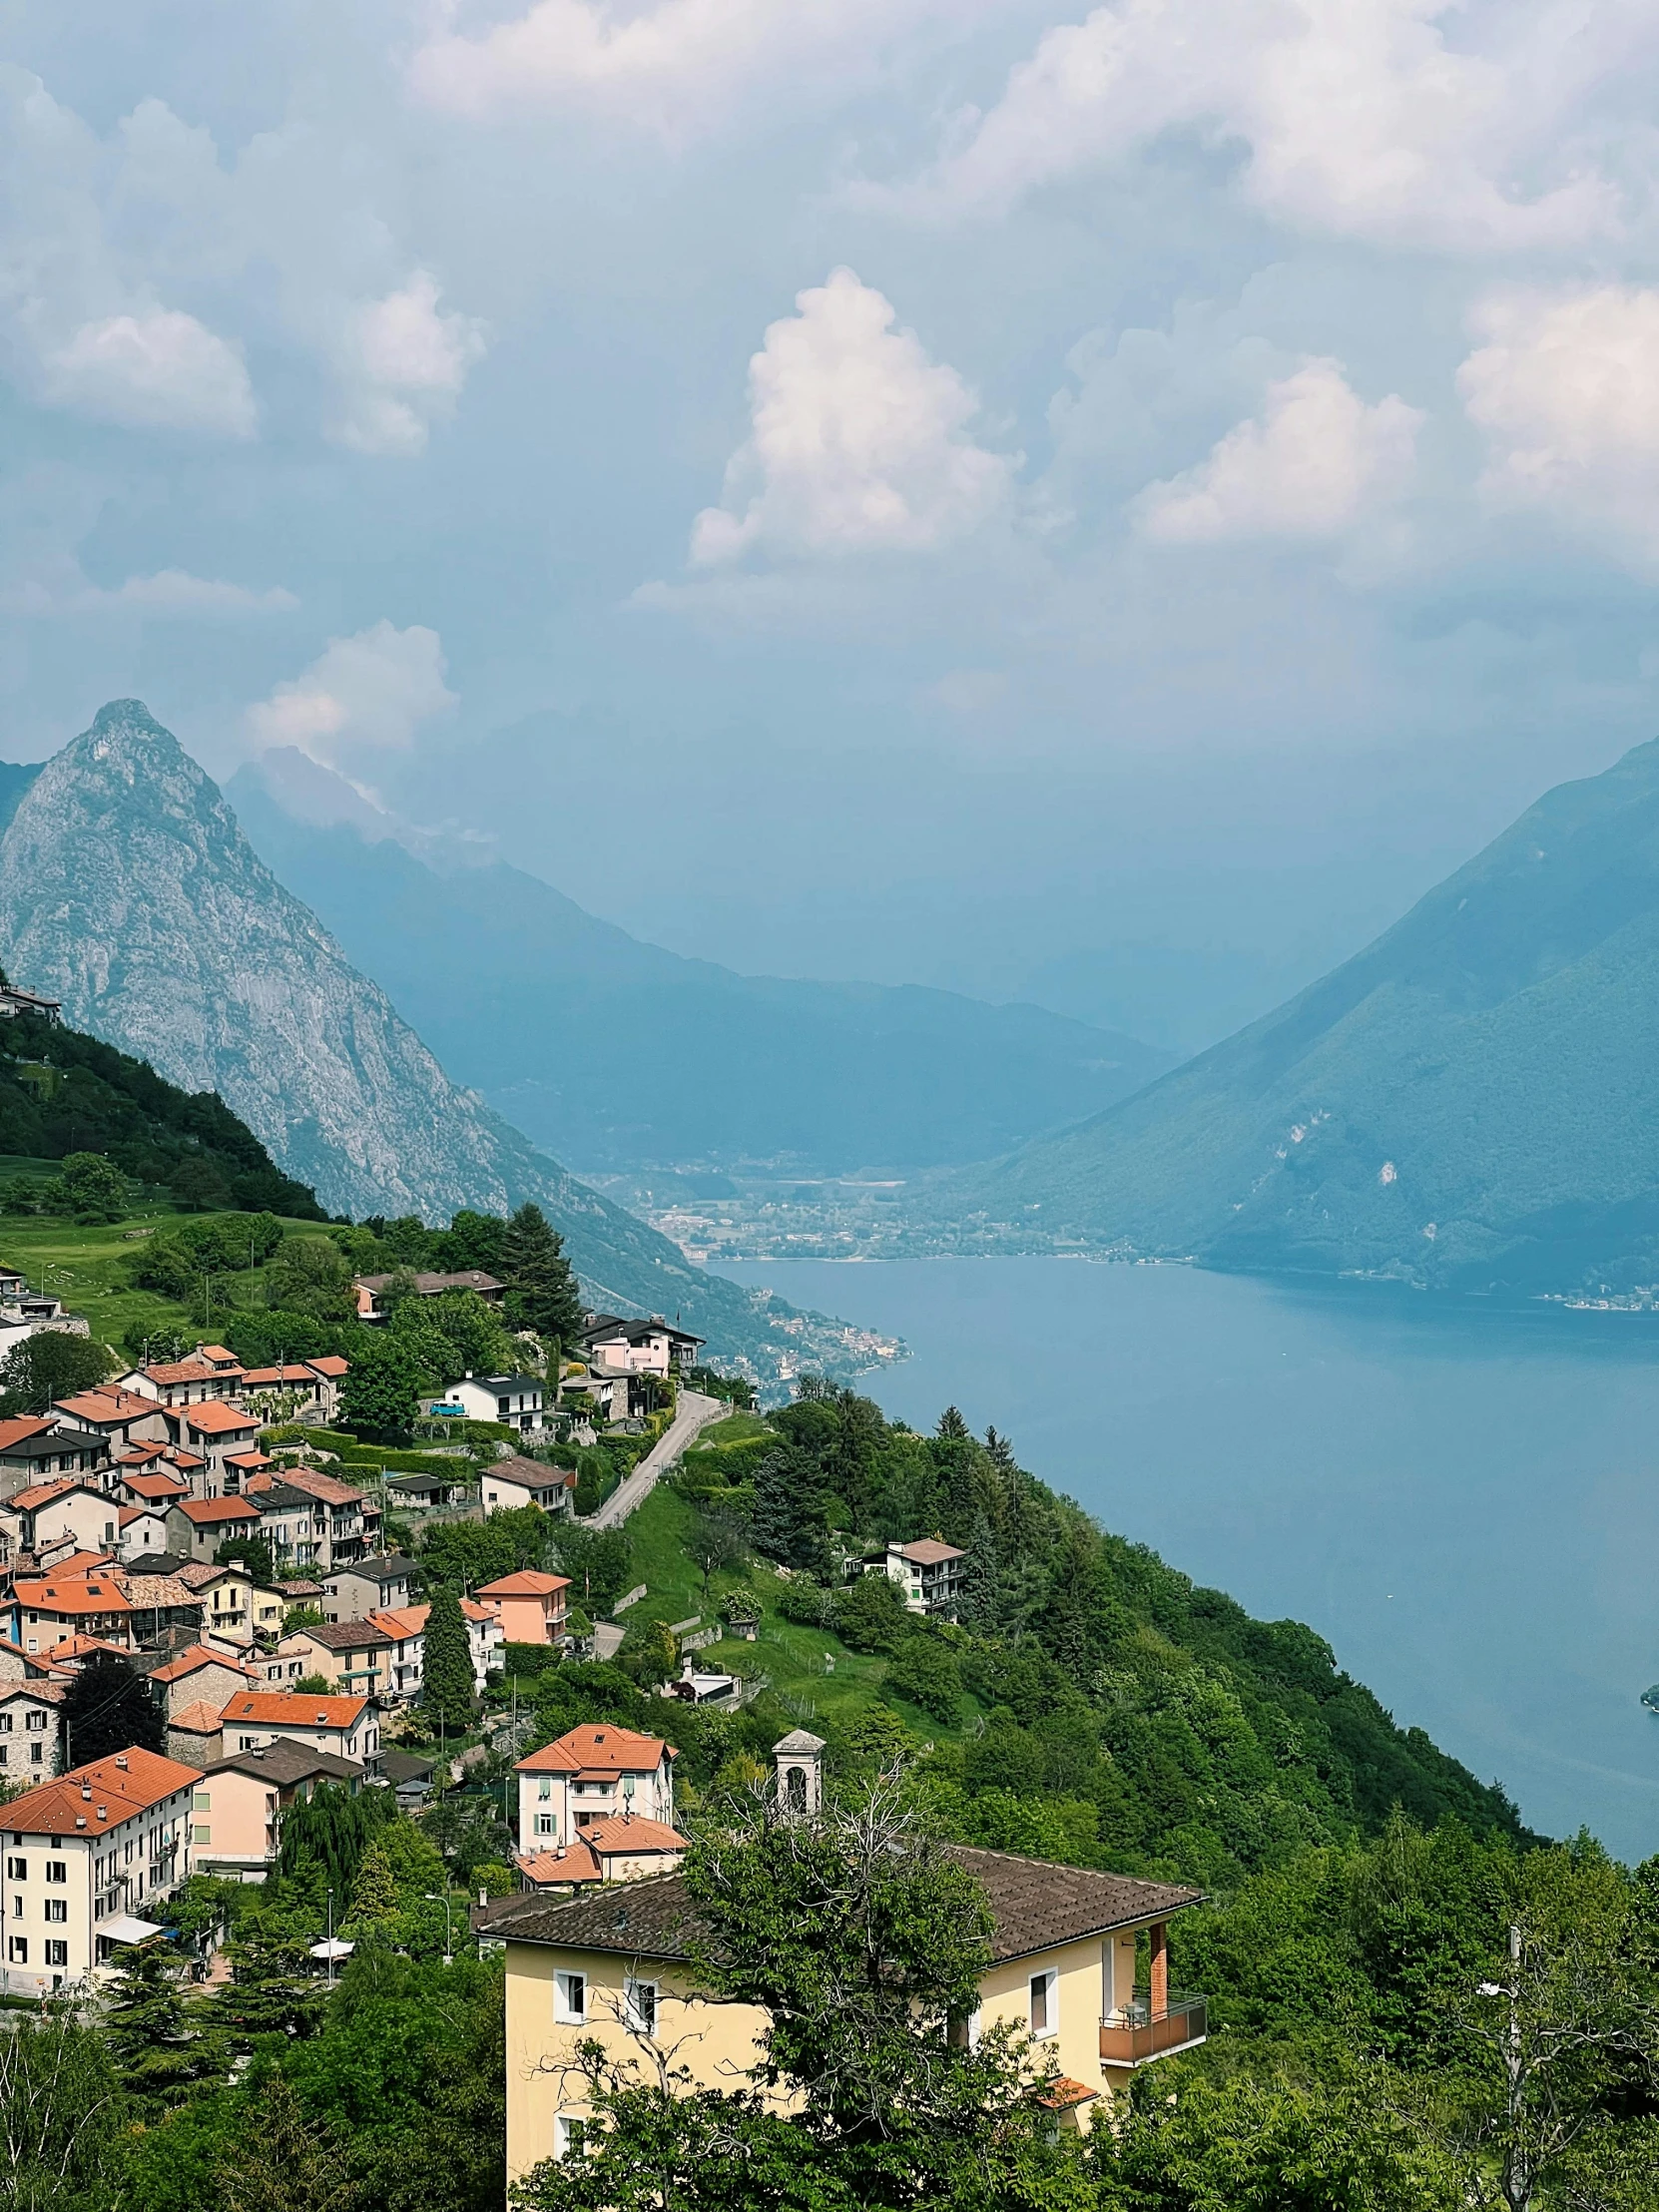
left=516, top=1723, right=673, bottom=1776
left=13, top=1575, right=131, bottom=1616
left=151, top=1644, right=256, bottom=1686
left=0, top=1416, right=53, bottom=1451
left=119, top=1471, right=190, bottom=1502
left=179, top=1401, right=260, bottom=1436
left=7, top=1477, right=99, bottom=1513
left=55, top=1388, right=156, bottom=1424
left=175, top=1496, right=261, bottom=1525
left=271, top=1468, right=365, bottom=1508
left=305, top=1356, right=349, bottom=1378
left=0, top=1745, right=202, bottom=1834
left=219, top=1691, right=368, bottom=1729
left=476, top=1570, right=571, bottom=1598
left=168, top=1700, right=226, bottom=1737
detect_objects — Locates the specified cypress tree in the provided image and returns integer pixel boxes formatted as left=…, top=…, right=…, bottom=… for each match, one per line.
left=423, top=1585, right=476, bottom=1732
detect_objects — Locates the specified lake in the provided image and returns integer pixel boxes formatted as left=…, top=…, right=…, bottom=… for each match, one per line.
left=723, top=1255, right=1659, bottom=1862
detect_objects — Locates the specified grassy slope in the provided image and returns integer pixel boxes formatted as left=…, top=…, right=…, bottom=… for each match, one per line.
left=0, top=1202, right=328, bottom=1354
left=621, top=1461, right=985, bottom=1741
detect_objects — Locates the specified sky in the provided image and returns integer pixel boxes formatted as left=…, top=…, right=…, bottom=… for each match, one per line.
left=5, top=0, right=1659, bottom=1041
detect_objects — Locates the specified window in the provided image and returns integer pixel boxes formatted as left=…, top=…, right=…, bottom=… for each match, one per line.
left=193, top=1827, right=211, bottom=1846
left=554, top=1970, right=586, bottom=2023
left=1028, top=1970, right=1057, bottom=2038
left=555, top=2116, right=586, bottom=2161
left=45, top=1940, right=67, bottom=1967
left=7, top=1937, right=24, bottom=1963
left=625, top=1978, right=659, bottom=2036
left=5, top=1858, right=24, bottom=1881
left=194, top=1793, right=211, bottom=1813
left=24, top=1712, right=44, bottom=1733
left=538, top=1778, right=551, bottom=1801
left=46, top=1863, right=65, bottom=1885
left=28, top=1745, right=41, bottom=1766
left=536, top=1814, right=555, bottom=1838
left=0, top=1715, right=10, bottom=1733
left=10, top=1897, right=20, bottom=1920
left=45, top=1901, right=66, bottom=1924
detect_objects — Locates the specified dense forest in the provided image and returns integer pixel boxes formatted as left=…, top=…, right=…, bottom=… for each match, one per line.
left=0, top=1007, right=323, bottom=1218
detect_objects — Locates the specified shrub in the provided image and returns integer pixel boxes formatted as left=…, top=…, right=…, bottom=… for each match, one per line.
left=884, top=1635, right=962, bottom=1725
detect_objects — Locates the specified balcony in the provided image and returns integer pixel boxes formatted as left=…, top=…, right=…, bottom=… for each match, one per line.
left=1099, top=1991, right=1208, bottom=2066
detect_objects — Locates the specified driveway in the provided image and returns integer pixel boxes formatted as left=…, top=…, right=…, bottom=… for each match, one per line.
left=585, top=1388, right=728, bottom=1529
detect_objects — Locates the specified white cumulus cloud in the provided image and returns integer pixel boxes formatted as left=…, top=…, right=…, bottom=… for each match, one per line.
left=1457, top=284, right=1659, bottom=557
left=901, top=0, right=1628, bottom=254
left=40, top=308, right=256, bottom=437
left=1134, top=360, right=1422, bottom=543
left=330, top=272, right=489, bottom=457
left=407, top=0, right=971, bottom=139
left=244, top=622, right=456, bottom=767
left=690, top=267, right=1016, bottom=566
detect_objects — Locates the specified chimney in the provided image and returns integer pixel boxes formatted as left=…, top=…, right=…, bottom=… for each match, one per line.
left=115, top=1754, right=129, bottom=1770
left=75, top=1814, right=86, bottom=1829
left=80, top=1785, right=92, bottom=1801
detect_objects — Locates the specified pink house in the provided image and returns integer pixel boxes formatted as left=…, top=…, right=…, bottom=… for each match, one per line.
left=475, top=1569, right=571, bottom=1646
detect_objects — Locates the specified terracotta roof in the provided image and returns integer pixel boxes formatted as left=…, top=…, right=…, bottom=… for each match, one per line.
left=13, top=1575, right=131, bottom=1616
left=580, top=1813, right=688, bottom=1855
left=0, top=1416, right=53, bottom=1451
left=175, top=1496, right=260, bottom=1525
left=516, top=1842, right=605, bottom=1887
left=0, top=1744, right=202, bottom=1834
left=219, top=1691, right=368, bottom=1729
left=0, top=1679, right=64, bottom=1706
left=368, top=1604, right=428, bottom=1639
left=487, top=1847, right=1202, bottom=1963
left=55, top=1388, right=155, bottom=1424
left=141, top=1358, right=237, bottom=1387
left=461, top=1598, right=497, bottom=1624
left=516, top=1723, right=673, bottom=1777
left=897, top=1539, right=965, bottom=1566
left=7, top=1477, right=99, bottom=1513
left=243, top=1366, right=318, bottom=1387
left=1035, top=2077, right=1099, bottom=2110
left=225, top=1450, right=275, bottom=1471
left=178, top=1401, right=260, bottom=1436
left=119, top=1470, right=190, bottom=1502
left=476, top=1570, right=571, bottom=1599
left=151, top=1644, right=255, bottom=1686
left=52, top=1633, right=133, bottom=1662
left=199, top=1346, right=239, bottom=1365
left=167, top=1701, right=225, bottom=1737
left=305, top=1356, right=349, bottom=1378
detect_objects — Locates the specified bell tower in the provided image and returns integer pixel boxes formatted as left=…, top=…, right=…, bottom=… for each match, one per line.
left=773, top=1729, right=826, bottom=1819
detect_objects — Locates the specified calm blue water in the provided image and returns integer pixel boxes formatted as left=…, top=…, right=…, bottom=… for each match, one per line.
left=724, top=1256, right=1659, bottom=1862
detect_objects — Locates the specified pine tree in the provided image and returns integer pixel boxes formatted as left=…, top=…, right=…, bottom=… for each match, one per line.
left=959, top=1509, right=998, bottom=1633
left=215, top=2074, right=358, bottom=2212
left=423, top=1585, right=476, bottom=1733
left=104, top=1936, right=227, bottom=2112
left=498, top=1203, right=584, bottom=1351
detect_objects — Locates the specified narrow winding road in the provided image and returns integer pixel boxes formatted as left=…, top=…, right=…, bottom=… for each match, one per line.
left=585, top=1387, right=727, bottom=1529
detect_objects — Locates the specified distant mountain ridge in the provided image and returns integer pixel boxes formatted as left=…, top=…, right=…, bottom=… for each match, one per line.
left=227, top=751, right=1171, bottom=1176
left=945, top=738, right=1659, bottom=1298
left=0, top=703, right=882, bottom=1382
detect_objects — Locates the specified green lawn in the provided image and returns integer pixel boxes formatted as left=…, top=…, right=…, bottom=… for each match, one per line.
left=619, top=1485, right=980, bottom=1741
left=0, top=1200, right=325, bottom=1357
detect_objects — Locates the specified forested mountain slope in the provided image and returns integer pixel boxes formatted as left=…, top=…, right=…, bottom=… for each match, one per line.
left=947, top=738, right=1659, bottom=1296
left=228, top=752, right=1171, bottom=1176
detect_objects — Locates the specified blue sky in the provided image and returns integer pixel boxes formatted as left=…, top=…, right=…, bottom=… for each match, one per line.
left=5, top=0, right=1659, bottom=1024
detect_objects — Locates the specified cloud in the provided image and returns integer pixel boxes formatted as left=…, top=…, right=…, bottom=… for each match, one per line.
left=407, top=0, right=967, bottom=139
left=329, top=272, right=489, bottom=456
left=40, top=309, right=256, bottom=437
left=689, top=267, right=1017, bottom=566
left=244, top=622, right=456, bottom=767
left=898, top=0, right=1628, bottom=253
left=1134, top=359, right=1422, bottom=543
left=7, top=567, right=297, bottom=617
left=1457, top=285, right=1659, bottom=557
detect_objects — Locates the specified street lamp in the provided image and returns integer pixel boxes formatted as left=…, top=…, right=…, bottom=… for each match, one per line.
left=326, top=1887, right=335, bottom=1989
left=425, top=1890, right=454, bottom=1965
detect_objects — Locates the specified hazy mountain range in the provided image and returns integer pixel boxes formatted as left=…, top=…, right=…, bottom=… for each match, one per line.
left=225, top=750, right=1172, bottom=1177
left=0, top=703, right=885, bottom=1382
left=944, top=738, right=1659, bottom=1299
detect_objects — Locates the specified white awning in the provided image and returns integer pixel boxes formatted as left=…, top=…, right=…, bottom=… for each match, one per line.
left=96, top=1914, right=165, bottom=1944
left=307, top=1937, right=354, bottom=1960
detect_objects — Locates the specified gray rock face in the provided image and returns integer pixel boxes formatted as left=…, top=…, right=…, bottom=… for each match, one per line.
left=0, top=702, right=880, bottom=1382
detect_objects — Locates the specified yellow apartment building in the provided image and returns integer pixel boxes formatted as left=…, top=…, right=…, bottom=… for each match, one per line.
left=488, top=1737, right=1204, bottom=2179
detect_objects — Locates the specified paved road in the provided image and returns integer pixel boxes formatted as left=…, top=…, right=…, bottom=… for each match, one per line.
left=586, top=1388, right=727, bottom=1529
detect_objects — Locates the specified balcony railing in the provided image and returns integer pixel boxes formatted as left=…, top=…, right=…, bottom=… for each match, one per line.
left=1099, top=1991, right=1207, bottom=2065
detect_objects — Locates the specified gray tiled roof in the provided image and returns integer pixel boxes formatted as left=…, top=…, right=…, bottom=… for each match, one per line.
left=479, top=1847, right=1201, bottom=1963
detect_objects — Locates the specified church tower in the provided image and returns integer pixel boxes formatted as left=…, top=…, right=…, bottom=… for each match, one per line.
left=773, top=1728, right=826, bottom=1818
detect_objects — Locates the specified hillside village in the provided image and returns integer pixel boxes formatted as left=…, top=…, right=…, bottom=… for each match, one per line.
left=0, top=1060, right=1645, bottom=2205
